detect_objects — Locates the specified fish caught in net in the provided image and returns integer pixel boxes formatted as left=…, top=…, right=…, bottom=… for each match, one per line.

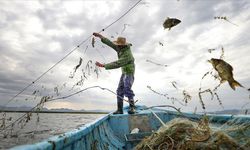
left=163, top=17, right=181, bottom=30
left=208, top=58, right=243, bottom=90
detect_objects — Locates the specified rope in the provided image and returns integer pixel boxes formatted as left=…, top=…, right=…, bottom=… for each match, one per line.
left=3, top=0, right=143, bottom=108
left=47, top=86, right=130, bottom=103
left=149, top=109, right=166, bottom=126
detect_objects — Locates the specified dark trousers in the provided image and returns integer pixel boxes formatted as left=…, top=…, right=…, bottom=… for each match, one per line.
left=116, top=74, right=135, bottom=103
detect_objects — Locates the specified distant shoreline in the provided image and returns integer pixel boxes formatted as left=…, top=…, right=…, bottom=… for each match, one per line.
left=0, top=110, right=109, bottom=114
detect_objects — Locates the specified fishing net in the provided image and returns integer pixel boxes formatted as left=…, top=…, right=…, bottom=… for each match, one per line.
left=136, top=117, right=250, bottom=150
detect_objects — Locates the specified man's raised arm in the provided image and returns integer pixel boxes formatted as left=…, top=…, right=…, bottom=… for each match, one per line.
left=93, top=32, right=117, bottom=50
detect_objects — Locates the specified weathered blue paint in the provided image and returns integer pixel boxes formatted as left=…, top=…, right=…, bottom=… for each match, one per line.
left=11, top=105, right=250, bottom=150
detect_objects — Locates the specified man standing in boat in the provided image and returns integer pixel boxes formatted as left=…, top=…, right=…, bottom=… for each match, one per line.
left=93, top=32, right=136, bottom=114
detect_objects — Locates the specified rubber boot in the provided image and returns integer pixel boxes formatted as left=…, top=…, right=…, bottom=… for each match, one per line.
left=128, top=100, right=136, bottom=114
left=113, top=101, right=123, bottom=114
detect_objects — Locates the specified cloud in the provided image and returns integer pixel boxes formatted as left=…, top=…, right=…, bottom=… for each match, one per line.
left=0, top=0, right=249, bottom=112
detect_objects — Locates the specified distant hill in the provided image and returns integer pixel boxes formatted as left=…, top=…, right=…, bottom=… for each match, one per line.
left=50, top=108, right=82, bottom=112
left=0, top=105, right=48, bottom=111
left=1, top=105, right=249, bottom=115
left=0, top=105, right=109, bottom=113
left=208, top=109, right=250, bottom=115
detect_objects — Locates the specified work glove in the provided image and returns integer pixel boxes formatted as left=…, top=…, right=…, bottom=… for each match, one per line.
left=95, top=61, right=105, bottom=67
left=93, top=32, right=103, bottom=38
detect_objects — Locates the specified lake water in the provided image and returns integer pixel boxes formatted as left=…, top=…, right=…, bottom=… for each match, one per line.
left=0, top=113, right=105, bottom=149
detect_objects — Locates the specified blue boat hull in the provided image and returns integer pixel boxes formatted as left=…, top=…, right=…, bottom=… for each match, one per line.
left=11, top=106, right=250, bottom=150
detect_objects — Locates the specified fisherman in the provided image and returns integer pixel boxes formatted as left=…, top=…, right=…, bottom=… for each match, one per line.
left=93, top=32, right=136, bottom=114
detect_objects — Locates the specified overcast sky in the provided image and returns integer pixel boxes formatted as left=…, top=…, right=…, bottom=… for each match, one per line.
left=0, top=0, right=250, bottom=112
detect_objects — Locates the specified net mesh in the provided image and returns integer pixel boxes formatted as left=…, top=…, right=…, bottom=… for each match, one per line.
left=136, top=117, right=250, bottom=150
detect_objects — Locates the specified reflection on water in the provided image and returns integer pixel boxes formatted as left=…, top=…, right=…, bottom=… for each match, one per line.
left=0, top=113, right=105, bottom=149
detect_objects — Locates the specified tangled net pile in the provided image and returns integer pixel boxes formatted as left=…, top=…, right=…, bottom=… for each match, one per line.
left=136, top=117, right=250, bottom=150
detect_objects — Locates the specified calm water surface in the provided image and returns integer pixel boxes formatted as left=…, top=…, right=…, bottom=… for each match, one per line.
left=0, top=113, right=105, bottom=149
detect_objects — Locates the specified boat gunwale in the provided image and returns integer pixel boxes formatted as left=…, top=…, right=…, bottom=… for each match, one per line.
left=11, top=113, right=112, bottom=150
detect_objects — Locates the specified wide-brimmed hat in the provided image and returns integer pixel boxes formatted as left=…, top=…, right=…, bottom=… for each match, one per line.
left=113, top=37, right=129, bottom=45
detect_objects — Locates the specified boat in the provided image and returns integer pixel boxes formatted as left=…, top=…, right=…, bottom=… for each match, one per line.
left=11, top=105, right=250, bottom=150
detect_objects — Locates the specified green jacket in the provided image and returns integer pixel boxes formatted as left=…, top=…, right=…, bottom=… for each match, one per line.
left=101, top=37, right=135, bottom=75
